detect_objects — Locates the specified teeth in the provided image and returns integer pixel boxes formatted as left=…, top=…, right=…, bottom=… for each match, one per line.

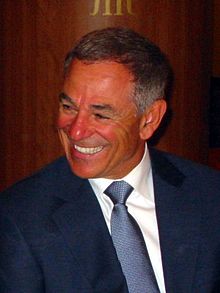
left=74, top=145, right=103, bottom=154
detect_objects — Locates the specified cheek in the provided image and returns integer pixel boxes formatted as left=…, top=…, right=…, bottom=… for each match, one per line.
left=106, top=121, right=137, bottom=143
left=97, top=123, right=119, bottom=142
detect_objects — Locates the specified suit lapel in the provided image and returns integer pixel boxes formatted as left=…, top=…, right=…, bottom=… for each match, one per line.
left=52, top=172, right=127, bottom=292
left=50, top=152, right=202, bottom=292
left=150, top=149, right=202, bottom=293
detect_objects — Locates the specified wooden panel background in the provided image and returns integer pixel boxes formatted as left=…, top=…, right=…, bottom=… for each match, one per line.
left=209, top=0, right=220, bottom=170
left=213, top=0, right=220, bottom=76
left=0, top=0, right=213, bottom=191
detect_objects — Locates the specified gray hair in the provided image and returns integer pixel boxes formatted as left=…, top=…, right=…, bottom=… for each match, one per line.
left=64, top=27, right=172, bottom=112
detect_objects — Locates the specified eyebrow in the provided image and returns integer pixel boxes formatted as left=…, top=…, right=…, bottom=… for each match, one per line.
left=59, top=92, right=74, bottom=104
left=59, top=92, right=115, bottom=113
left=90, top=104, right=114, bottom=112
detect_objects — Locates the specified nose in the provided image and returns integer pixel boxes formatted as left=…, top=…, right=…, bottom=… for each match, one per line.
left=68, top=111, right=94, bottom=141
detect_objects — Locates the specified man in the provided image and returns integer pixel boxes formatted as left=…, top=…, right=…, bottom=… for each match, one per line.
left=0, top=27, right=220, bottom=293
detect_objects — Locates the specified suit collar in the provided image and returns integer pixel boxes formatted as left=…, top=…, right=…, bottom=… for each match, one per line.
left=150, top=149, right=202, bottom=293
left=52, top=169, right=128, bottom=292
left=52, top=153, right=201, bottom=293
left=149, top=148, right=185, bottom=187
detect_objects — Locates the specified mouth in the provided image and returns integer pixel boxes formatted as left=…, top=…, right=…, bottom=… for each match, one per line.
left=74, top=145, right=104, bottom=155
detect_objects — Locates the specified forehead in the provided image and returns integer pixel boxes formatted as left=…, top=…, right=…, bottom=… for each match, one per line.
left=66, top=59, right=133, bottom=80
left=63, top=60, right=134, bottom=102
left=63, top=60, right=135, bottom=109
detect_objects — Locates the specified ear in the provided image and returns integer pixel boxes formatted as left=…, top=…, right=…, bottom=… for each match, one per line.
left=139, top=99, right=167, bottom=140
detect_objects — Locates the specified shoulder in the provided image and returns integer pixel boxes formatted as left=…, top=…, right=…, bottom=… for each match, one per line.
left=0, top=156, right=83, bottom=213
left=149, top=147, right=220, bottom=189
left=1, top=157, right=69, bottom=194
left=149, top=148, right=220, bottom=232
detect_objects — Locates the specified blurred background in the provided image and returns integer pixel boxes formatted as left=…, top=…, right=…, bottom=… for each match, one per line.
left=0, top=0, right=220, bottom=191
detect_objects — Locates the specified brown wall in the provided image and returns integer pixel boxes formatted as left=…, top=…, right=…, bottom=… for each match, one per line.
left=0, top=0, right=213, bottom=191
left=208, top=0, right=220, bottom=170
left=213, top=0, right=220, bottom=76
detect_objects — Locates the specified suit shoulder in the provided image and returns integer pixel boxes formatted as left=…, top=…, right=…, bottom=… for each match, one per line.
left=150, top=148, right=220, bottom=186
left=0, top=156, right=80, bottom=208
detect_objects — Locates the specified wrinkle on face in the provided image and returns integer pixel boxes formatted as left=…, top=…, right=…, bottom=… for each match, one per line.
left=57, top=60, right=145, bottom=179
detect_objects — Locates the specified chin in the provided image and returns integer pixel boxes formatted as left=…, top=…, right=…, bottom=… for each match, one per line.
left=69, top=164, right=99, bottom=179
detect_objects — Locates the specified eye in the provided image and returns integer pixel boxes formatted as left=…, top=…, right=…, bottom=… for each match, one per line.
left=62, top=103, right=72, bottom=110
left=94, top=113, right=110, bottom=120
left=60, top=102, right=78, bottom=116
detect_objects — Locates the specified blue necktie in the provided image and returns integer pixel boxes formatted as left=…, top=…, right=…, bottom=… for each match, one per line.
left=104, top=180, right=160, bottom=293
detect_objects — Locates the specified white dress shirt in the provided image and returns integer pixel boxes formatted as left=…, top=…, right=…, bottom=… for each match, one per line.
left=89, top=144, right=166, bottom=293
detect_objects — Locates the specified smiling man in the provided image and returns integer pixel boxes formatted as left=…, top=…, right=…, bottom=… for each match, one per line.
left=1, top=27, right=220, bottom=293
left=57, top=60, right=164, bottom=180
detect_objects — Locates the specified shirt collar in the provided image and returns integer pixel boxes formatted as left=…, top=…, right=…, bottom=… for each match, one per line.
left=89, top=143, right=153, bottom=201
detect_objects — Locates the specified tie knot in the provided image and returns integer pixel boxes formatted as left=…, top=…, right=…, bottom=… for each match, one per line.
left=104, top=180, right=134, bottom=205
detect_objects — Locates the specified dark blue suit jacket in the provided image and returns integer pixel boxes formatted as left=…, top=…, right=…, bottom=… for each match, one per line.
left=0, top=149, right=220, bottom=293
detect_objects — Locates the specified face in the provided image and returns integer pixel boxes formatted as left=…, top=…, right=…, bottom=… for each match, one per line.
left=57, top=60, right=146, bottom=179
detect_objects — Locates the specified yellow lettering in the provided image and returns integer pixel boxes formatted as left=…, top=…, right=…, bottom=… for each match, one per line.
left=90, top=0, right=134, bottom=16
left=90, top=0, right=100, bottom=16
left=103, top=0, right=111, bottom=16
left=114, top=0, right=134, bottom=15
left=115, top=0, right=122, bottom=15
left=127, top=0, right=134, bottom=15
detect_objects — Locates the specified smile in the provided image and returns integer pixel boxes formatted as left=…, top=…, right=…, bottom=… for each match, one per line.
left=74, top=145, right=104, bottom=154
